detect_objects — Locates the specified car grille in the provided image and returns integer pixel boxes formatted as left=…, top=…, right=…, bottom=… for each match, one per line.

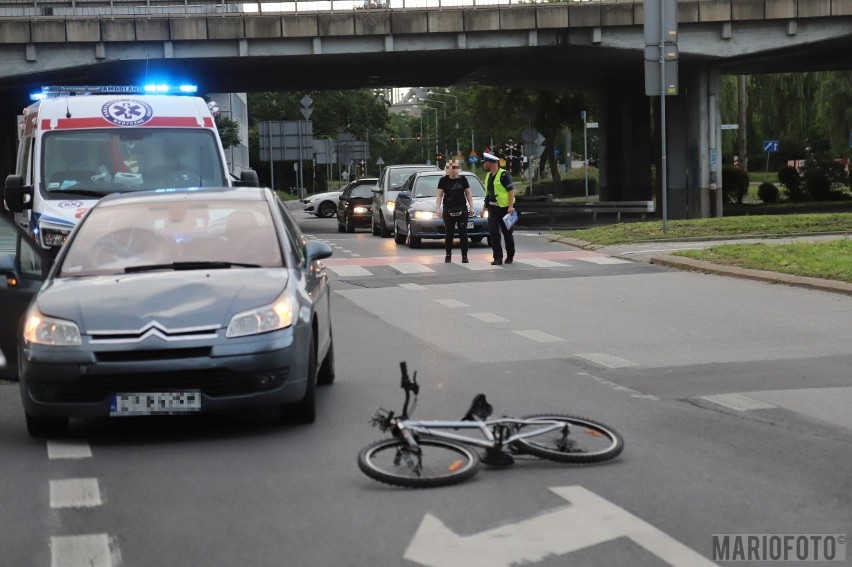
left=95, top=347, right=212, bottom=362
left=28, top=367, right=291, bottom=403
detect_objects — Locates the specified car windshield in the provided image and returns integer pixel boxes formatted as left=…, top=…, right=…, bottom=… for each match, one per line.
left=414, top=174, right=486, bottom=198
left=389, top=167, right=433, bottom=190
left=41, top=129, right=226, bottom=198
left=351, top=184, right=374, bottom=198
left=59, top=198, right=283, bottom=276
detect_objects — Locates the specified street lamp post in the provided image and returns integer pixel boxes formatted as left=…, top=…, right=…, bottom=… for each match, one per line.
left=422, top=106, right=439, bottom=162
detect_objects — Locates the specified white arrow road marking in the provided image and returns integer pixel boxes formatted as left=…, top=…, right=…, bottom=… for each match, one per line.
left=404, top=485, right=717, bottom=567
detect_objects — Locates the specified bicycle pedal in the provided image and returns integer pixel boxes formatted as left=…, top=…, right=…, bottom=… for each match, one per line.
left=481, top=449, right=515, bottom=468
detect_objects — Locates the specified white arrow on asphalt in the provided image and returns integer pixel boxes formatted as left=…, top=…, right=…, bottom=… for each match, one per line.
left=404, top=485, right=717, bottom=567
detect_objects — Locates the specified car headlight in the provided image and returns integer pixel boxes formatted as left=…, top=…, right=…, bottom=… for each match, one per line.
left=353, top=206, right=368, bottom=214
left=482, top=209, right=489, bottom=218
left=23, top=306, right=81, bottom=346
left=414, top=211, right=435, bottom=220
left=385, top=201, right=395, bottom=213
left=226, top=292, right=295, bottom=338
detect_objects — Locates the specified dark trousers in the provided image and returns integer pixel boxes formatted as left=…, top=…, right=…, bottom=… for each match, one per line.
left=487, top=204, right=515, bottom=261
left=443, top=212, right=469, bottom=256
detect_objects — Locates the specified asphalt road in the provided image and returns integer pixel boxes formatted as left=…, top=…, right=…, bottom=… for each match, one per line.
left=0, top=205, right=849, bottom=567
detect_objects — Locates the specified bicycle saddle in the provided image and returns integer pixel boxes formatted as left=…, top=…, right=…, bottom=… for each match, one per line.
left=461, top=394, right=493, bottom=421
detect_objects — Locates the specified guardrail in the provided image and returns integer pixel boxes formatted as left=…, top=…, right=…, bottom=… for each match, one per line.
left=516, top=196, right=655, bottom=224
left=0, top=0, right=618, bottom=18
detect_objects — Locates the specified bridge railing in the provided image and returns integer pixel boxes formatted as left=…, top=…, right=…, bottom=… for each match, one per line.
left=0, top=0, right=603, bottom=18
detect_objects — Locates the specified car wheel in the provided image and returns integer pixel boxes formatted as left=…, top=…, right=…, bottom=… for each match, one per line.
left=372, top=218, right=380, bottom=236
left=337, top=218, right=345, bottom=233
left=318, top=201, right=336, bottom=218
left=282, top=332, right=317, bottom=424
left=345, top=215, right=355, bottom=233
left=25, top=413, right=68, bottom=438
left=394, top=221, right=406, bottom=244
left=406, top=219, right=421, bottom=248
left=317, top=329, right=335, bottom=385
left=379, top=215, right=391, bottom=238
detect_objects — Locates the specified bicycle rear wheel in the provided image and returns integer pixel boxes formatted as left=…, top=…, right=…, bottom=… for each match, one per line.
left=358, top=437, right=480, bottom=488
left=511, top=414, right=624, bottom=464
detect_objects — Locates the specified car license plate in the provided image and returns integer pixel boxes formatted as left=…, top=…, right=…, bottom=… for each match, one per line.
left=110, top=391, right=201, bottom=416
left=467, top=221, right=474, bottom=230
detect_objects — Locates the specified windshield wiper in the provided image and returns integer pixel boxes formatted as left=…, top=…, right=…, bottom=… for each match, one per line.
left=47, top=188, right=107, bottom=198
left=124, top=261, right=261, bottom=273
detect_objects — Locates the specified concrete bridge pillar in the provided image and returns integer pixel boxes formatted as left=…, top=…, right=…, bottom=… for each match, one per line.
left=599, top=74, right=652, bottom=202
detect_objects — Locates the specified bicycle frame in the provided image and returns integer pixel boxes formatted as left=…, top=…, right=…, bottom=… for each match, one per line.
left=394, top=417, right=569, bottom=451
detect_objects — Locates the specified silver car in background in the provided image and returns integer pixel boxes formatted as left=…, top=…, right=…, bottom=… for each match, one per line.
left=371, top=164, right=439, bottom=237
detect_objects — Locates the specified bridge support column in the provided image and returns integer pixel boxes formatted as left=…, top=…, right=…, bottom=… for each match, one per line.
left=599, top=75, right=652, bottom=202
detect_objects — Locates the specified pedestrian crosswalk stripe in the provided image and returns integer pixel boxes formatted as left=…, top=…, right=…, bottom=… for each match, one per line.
left=327, top=265, right=372, bottom=277
left=470, top=312, right=509, bottom=323
left=700, top=393, right=776, bottom=411
left=578, top=257, right=632, bottom=265
left=389, top=262, right=435, bottom=274
left=461, top=261, right=503, bottom=271
left=575, top=353, right=640, bottom=368
left=436, top=299, right=468, bottom=308
left=516, top=258, right=568, bottom=267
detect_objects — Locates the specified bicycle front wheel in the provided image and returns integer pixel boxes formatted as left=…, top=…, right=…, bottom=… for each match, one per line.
left=357, top=437, right=480, bottom=488
left=511, top=414, right=624, bottom=464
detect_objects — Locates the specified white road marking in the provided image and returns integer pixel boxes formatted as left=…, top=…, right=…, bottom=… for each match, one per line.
left=399, top=283, right=427, bottom=291
left=575, top=352, right=640, bottom=369
left=700, top=393, right=777, bottom=411
left=470, top=312, right=509, bottom=323
left=327, top=265, right=371, bottom=277
left=47, top=440, right=92, bottom=460
left=461, top=262, right=502, bottom=270
left=389, top=262, right=435, bottom=274
left=578, top=256, right=633, bottom=265
left=50, top=478, right=103, bottom=509
left=404, top=485, right=718, bottom=567
left=436, top=299, right=468, bottom=308
left=513, top=330, right=563, bottom=343
left=515, top=258, right=568, bottom=267
left=51, top=534, right=119, bottom=567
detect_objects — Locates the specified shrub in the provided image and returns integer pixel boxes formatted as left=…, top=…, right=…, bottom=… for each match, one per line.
left=802, top=165, right=832, bottom=201
left=757, top=182, right=780, bottom=204
left=777, top=165, right=806, bottom=202
left=722, top=166, right=749, bottom=204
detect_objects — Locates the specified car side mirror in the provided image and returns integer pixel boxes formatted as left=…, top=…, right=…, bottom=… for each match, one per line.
left=234, top=169, right=259, bottom=187
left=306, top=240, right=333, bottom=263
left=397, top=191, right=410, bottom=200
left=371, top=187, right=381, bottom=193
left=4, top=175, right=32, bottom=213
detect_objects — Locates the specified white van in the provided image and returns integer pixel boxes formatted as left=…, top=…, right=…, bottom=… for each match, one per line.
left=3, top=85, right=258, bottom=251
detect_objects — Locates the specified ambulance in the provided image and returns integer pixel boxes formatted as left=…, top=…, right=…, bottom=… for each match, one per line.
left=3, top=84, right=258, bottom=251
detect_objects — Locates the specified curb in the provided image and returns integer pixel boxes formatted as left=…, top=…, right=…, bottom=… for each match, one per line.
left=649, top=255, right=852, bottom=297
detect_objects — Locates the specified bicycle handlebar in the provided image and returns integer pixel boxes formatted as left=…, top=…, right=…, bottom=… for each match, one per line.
left=400, top=361, right=419, bottom=395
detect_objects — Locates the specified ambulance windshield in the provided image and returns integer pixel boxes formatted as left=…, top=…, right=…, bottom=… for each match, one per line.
left=42, top=129, right=226, bottom=196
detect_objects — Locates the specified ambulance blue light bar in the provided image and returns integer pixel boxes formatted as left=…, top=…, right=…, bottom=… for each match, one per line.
left=30, top=84, right=199, bottom=100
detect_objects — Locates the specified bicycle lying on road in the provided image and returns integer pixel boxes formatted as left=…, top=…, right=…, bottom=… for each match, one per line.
left=357, top=362, right=625, bottom=488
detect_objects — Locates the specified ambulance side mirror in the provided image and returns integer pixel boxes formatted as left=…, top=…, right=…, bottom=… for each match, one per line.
left=4, top=175, right=32, bottom=213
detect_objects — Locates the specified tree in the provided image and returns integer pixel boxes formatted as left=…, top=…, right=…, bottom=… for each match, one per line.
left=215, top=114, right=241, bottom=149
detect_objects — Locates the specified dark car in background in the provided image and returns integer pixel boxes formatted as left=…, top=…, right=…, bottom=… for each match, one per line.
left=0, top=186, right=335, bottom=437
left=392, top=170, right=490, bottom=248
left=371, top=164, right=439, bottom=237
left=337, top=178, right=377, bottom=232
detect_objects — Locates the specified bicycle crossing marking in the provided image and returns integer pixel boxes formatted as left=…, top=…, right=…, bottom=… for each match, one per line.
left=404, top=485, right=718, bottom=567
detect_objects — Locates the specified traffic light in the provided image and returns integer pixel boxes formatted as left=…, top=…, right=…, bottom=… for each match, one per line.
left=435, top=153, right=443, bottom=162
left=416, top=134, right=421, bottom=142
left=389, top=134, right=395, bottom=143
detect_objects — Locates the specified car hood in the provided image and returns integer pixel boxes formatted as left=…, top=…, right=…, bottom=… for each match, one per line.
left=37, top=270, right=289, bottom=332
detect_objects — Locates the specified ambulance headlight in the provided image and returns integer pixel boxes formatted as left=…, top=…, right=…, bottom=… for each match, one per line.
left=41, top=228, right=69, bottom=248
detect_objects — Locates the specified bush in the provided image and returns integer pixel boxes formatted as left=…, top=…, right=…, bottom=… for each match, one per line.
left=722, top=166, right=749, bottom=204
left=757, top=182, right=780, bottom=204
left=778, top=165, right=806, bottom=202
left=802, top=165, right=832, bottom=201
left=527, top=178, right=598, bottom=198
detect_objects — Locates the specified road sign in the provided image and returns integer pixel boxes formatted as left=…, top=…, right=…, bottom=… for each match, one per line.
left=763, top=140, right=780, bottom=153
left=644, top=0, right=677, bottom=46
left=721, top=124, right=739, bottom=130
left=376, top=156, right=385, bottom=166
left=585, top=122, right=599, bottom=129
left=468, top=155, right=479, bottom=165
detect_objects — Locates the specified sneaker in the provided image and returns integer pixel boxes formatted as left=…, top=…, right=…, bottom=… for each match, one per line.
left=445, top=254, right=451, bottom=263
left=505, top=255, right=514, bottom=264
left=461, top=256, right=469, bottom=264
left=490, top=260, right=502, bottom=266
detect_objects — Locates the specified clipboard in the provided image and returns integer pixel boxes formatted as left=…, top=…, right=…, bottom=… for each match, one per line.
left=502, top=210, right=518, bottom=230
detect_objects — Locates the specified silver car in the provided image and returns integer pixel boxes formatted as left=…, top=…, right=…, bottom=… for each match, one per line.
left=1, top=186, right=335, bottom=437
left=370, top=164, right=439, bottom=237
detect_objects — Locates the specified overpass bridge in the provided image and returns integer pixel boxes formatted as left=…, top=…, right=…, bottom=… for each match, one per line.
left=1, top=0, right=851, bottom=217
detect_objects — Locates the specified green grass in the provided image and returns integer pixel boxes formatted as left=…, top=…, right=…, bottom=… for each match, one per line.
left=675, top=240, right=852, bottom=283
left=564, top=213, right=852, bottom=246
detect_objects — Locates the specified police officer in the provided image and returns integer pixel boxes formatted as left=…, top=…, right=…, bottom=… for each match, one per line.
left=481, top=151, right=515, bottom=265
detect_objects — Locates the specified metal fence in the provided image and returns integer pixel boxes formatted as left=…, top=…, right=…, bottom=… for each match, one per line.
left=0, top=0, right=605, bottom=18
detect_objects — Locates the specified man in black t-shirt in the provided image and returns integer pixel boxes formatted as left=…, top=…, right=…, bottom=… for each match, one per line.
left=436, top=160, right=475, bottom=263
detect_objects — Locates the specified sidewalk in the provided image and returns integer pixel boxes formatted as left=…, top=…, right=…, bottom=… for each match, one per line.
left=543, top=232, right=852, bottom=297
